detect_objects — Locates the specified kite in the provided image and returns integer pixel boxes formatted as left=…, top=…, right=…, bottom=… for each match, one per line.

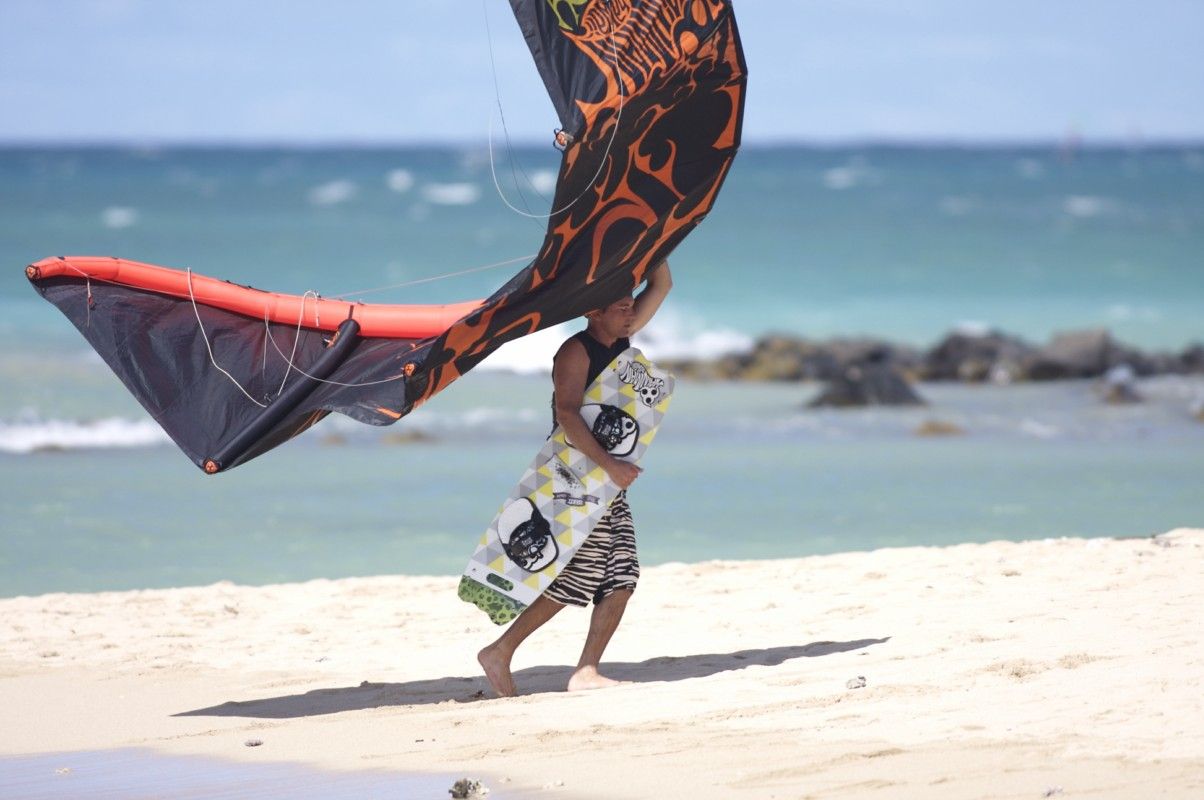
left=26, top=0, right=747, bottom=473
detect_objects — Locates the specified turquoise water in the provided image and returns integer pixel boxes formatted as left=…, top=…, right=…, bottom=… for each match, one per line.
left=2, top=145, right=1202, bottom=597
left=3, top=368, right=1202, bottom=597
left=3, top=145, right=1203, bottom=348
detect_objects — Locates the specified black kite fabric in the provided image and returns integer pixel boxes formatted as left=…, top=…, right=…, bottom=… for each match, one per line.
left=29, top=0, right=747, bottom=472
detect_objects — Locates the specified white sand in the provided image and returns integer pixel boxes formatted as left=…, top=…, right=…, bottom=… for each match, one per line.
left=2, top=529, right=1202, bottom=798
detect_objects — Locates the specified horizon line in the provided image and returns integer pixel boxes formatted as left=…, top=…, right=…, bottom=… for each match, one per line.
left=2, top=135, right=1202, bottom=151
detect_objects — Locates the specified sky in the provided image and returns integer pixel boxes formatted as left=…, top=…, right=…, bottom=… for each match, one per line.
left=1, top=0, right=1202, bottom=145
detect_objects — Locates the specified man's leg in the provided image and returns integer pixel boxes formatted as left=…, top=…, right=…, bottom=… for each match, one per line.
left=567, top=588, right=632, bottom=691
left=477, top=594, right=564, bottom=697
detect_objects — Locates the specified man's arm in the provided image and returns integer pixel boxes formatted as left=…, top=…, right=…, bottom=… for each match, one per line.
left=553, top=339, right=642, bottom=489
left=629, top=260, right=672, bottom=335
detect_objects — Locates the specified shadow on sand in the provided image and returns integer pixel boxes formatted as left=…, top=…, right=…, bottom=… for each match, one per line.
left=176, top=638, right=889, bottom=719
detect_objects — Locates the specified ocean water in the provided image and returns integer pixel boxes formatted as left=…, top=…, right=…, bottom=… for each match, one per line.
left=2, top=145, right=1203, bottom=597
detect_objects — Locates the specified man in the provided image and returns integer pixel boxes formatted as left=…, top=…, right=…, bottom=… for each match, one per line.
left=477, top=261, right=673, bottom=697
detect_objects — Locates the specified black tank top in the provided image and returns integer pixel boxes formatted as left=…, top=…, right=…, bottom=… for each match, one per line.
left=551, top=330, right=630, bottom=431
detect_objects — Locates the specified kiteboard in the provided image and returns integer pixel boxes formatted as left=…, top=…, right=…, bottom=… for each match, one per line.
left=458, top=347, right=674, bottom=625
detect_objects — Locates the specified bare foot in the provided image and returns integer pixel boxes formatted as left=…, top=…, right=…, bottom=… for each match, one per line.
left=567, top=665, right=625, bottom=692
left=477, top=645, right=516, bottom=697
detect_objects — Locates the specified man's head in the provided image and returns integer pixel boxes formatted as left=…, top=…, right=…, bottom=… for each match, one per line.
left=585, top=294, right=635, bottom=341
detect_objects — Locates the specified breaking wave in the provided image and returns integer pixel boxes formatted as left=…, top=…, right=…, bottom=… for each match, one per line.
left=0, top=416, right=170, bottom=454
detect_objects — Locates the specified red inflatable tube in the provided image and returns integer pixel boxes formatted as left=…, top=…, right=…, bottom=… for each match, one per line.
left=25, top=255, right=485, bottom=340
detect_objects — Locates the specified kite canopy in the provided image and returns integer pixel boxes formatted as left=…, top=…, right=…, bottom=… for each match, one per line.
left=27, top=0, right=747, bottom=473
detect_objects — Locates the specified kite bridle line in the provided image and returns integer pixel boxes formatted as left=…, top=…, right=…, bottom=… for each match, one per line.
left=252, top=252, right=542, bottom=394
left=58, top=253, right=536, bottom=405
left=63, top=259, right=272, bottom=407
left=204, top=252, right=551, bottom=395
left=330, top=252, right=534, bottom=300
left=271, top=288, right=320, bottom=398
left=480, top=0, right=546, bottom=223
left=483, top=0, right=627, bottom=221
left=191, top=254, right=544, bottom=398
left=185, top=267, right=269, bottom=408
left=64, top=0, right=634, bottom=406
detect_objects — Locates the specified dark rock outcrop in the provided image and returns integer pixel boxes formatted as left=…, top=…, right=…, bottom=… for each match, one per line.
left=921, top=330, right=1036, bottom=383
left=659, top=329, right=1203, bottom=384
left=664, top=335, right=921, bottom=382
left=808, top=359, right=926, bottom=408
left=1181, top=344, right=1204, bottom=374
left=1025, top=328, right=1114, bottom=380
left=1023, top=329, right=1192, bottom=381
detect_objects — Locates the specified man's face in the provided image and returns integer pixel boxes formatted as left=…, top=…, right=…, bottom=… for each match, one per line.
left=588, top=295, right=636, bottom=338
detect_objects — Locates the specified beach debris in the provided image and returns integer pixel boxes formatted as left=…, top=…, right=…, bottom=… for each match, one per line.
left=1043, top=786, right=1064, bottom=797
left=244, top=739, right=263, bottom=747
left=914, top=419, right=965, bottom=436
left=449, top=778, right=490, bottom=798
left=846, top=676, right=867, bottom=689
left=55, top=767, right=71, bottom=775
left=382, top=429, right=436, bottom=445
left=223, top=604, right=239, bottom=615
left=1190, top=395, right=1204, bottom=422
left=1098, top=364, right=1143, bottom=404
left=542, top=780, right=566, bottom=789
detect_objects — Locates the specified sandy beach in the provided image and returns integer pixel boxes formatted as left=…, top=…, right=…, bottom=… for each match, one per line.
left=2, top=528, right=1202, bottom=798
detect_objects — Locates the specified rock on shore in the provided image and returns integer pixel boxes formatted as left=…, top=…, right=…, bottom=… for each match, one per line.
left=661, top=327, right=1203, bottom=385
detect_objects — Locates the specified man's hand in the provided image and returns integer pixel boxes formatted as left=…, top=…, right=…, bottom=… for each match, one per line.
left=603, top=456, right=643, bottom=489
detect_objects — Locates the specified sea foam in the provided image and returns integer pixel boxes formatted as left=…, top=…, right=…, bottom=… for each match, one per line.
left=308, top=180, right=357, bottom=206
left=101, top=206, right=138, bottom=229
left=529, top=169, right=558, bottom=195
left=478, top=324, right=571, bottom=373
left=0, top=417, right=169, bottom=454
left=422, top=182, right=481, bottom=206
left=473, top=307, right=753, bottom=375
left=633, top=307, right=753, bottom=361
left=386, top=169, right=415, bottom=193
left=1063, top=195, right=1112, bottom=218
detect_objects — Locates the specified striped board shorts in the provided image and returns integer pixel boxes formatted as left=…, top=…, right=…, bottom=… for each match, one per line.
left=543, top=491, right=639, bottom=607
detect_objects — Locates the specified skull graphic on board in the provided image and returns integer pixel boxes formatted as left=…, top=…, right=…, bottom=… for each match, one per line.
left=575, top=404, right=639, bottom=457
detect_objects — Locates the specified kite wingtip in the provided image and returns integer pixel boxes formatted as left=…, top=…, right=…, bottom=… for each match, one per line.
left=203, top=459, right=221, bottom=475
left=25, top=264, right=40, bottom=281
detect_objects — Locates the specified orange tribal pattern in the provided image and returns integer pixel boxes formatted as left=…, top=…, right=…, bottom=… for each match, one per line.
left=410, top=0, right=746, bottom=410
left=27, top=0, right=745, bottom=473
